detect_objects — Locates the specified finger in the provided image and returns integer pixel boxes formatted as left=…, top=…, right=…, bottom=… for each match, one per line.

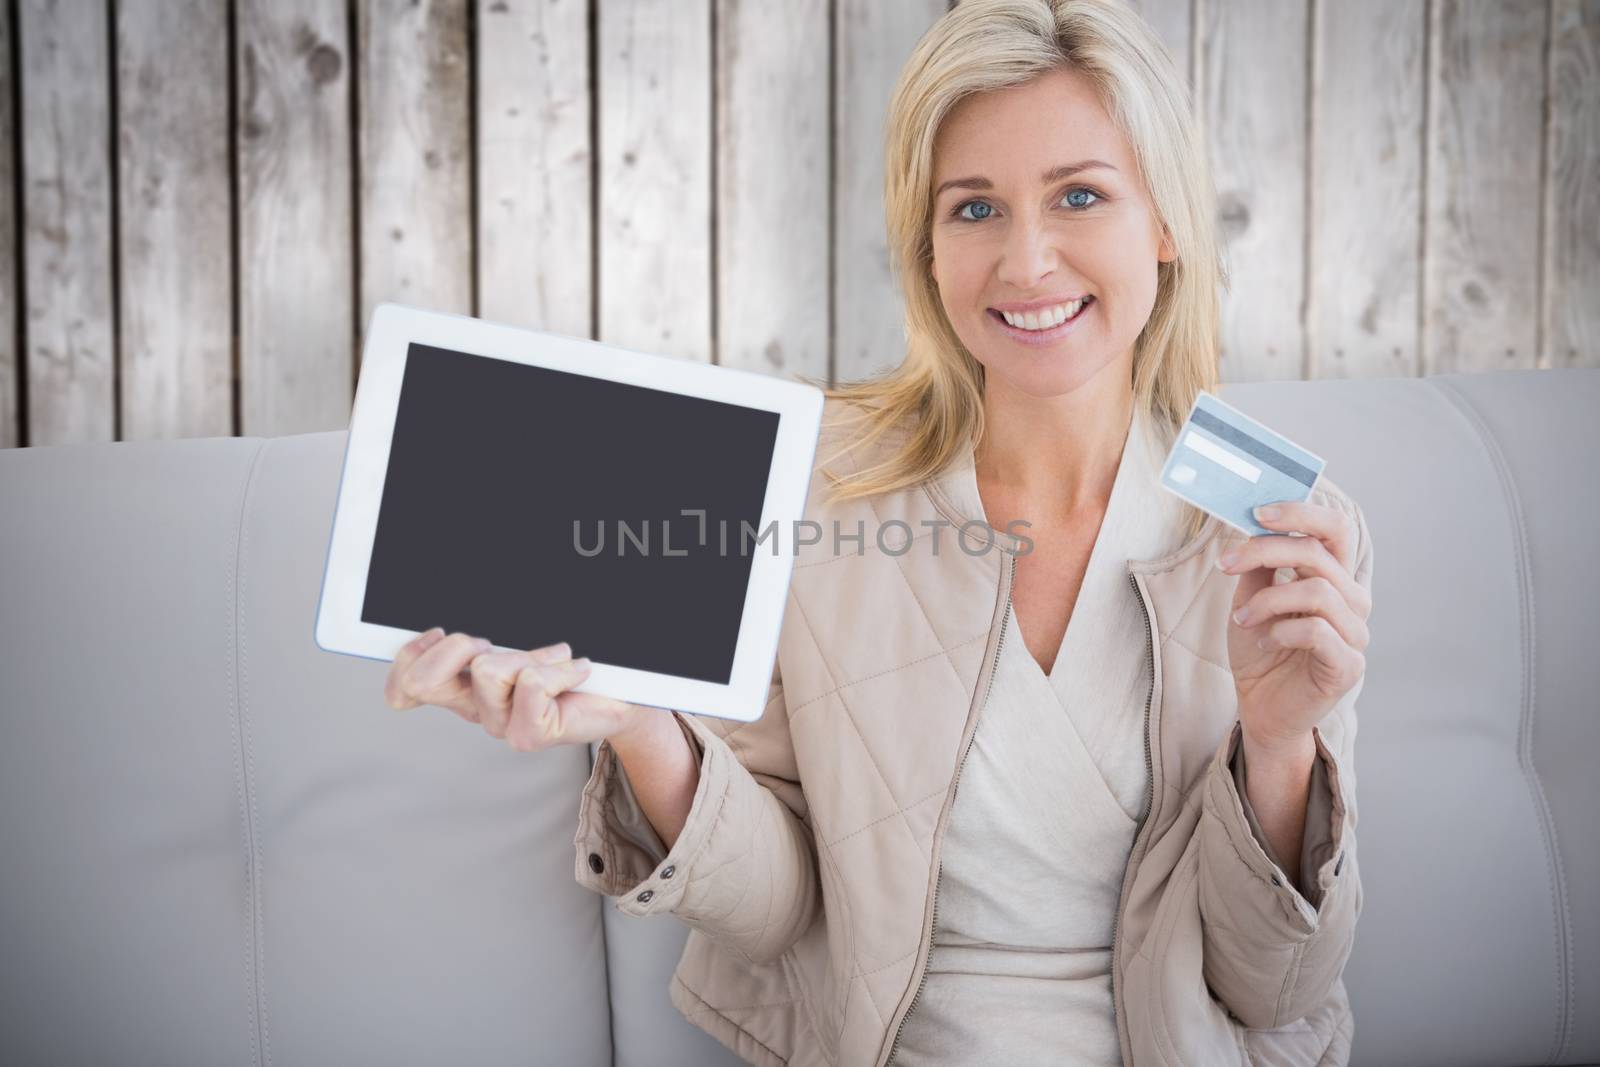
left=1231, top=575, right=1370, bottom=651
left=386, top=627, right=447, bottom=709
left=1250, top=501, right=1358, bottom=573
left=506, top=689, right=633, bottom=752
left=469, top=651, right=517, bottom=738
left=472, top=641, right=574, bottom=738
left=509, top=658, right=594, bottom=746
left=1219, top=532, right=1369, bottom=619
left=405, top=631, right=492, bottom=710
left=1220, top=531, right=1279, bottom=631
left=1257, top=616, right=1366, bottom=685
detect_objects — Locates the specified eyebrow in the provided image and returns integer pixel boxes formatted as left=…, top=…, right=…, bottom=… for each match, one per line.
left=934, top=160, right=1119, bottom=200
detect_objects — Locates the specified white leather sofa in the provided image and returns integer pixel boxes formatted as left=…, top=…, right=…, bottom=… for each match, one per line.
left=1, top=368, right=1595, bottom=1066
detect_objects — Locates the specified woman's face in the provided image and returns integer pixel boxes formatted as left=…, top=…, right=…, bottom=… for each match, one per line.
left=929, top=66, right=1175, bottom=398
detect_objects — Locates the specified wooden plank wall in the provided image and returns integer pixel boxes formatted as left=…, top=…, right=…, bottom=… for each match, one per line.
left=1, top=0, right=1595, bottom=450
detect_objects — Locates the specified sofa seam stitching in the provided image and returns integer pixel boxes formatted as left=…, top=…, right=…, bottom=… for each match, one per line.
left=1431, top=375, right=1570, bottom=1063
left=230, top=437, right=271, bottom=1067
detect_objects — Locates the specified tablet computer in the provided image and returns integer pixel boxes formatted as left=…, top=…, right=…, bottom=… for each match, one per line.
left=314, top=302, right=825, bottom=723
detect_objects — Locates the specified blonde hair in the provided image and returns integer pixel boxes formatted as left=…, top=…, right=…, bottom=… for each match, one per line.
left=798, top=0, right=1224, bottom=545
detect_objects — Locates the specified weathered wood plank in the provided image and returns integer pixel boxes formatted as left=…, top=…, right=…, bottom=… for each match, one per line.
left=4, top=0, right=1593, bottom=449
left=1545, top=0, right=1600, bottom=369
left=1424, top=0, right=1546, bottom=373
left=1126, top=0, right=1193, bottom=92
left=833, top=0, right=946, bottom=385
left=1199, top=0, right=1310, bottom=381
left=236, top=0, right=355, bottom=436
left=715, top=0, right=829, bottom=381
left=475, top=0, right=592, bottom=337
left=19, top=0, right=115, bottom=445
left=1311, top=0, right=1425, bottom=378
left=116, top=0, right=233, bottom=441
left=0, top=0, right=16, bottom=447
left=597, top=0, right=711, bottom=359
left=357, top=0, right=471, bottom=340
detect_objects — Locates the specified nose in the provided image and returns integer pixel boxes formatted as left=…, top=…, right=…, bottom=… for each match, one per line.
left=994, top=216, right=1061, bottom=292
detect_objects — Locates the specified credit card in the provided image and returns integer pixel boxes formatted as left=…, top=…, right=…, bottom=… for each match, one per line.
left=1158, top=391, right=1325, bottom=537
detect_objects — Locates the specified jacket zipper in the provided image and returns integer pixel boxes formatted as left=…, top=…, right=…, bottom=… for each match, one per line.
left=881, top=549, right=1016, bottom=1067
left=880, top=560, right=1161, bottom=1066
left=1108, top=568, right=1158, bottom=1061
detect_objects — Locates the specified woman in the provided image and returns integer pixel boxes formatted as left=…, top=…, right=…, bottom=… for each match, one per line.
left=385, top=1, right=1375, bottom=1064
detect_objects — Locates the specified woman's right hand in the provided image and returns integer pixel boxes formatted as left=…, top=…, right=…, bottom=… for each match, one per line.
left=384, top=628, right=651, bottom=751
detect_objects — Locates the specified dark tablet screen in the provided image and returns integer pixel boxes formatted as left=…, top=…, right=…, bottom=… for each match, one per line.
left=361, top=342, right=782, bottom=685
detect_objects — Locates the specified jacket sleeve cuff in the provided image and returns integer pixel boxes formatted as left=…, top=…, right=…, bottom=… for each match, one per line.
left=1205, top=719, right=1351, bottom=933
left=572, top=710, right=729, bottom=918
left=1230, top=725, right=1340, bottom=910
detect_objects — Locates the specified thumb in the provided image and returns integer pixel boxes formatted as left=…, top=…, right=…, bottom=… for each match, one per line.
left=531, top=681, right=636, bottom=746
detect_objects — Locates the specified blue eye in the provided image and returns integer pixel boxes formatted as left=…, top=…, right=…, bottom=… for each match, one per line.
left=949, top=186, right=1103, bottom=222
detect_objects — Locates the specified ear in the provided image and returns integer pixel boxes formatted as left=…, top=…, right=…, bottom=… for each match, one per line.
left=1156, top=224, right=1177, bottom=264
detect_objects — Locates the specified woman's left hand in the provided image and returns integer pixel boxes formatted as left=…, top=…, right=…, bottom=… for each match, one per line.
left=1217, top=501, right=1372, bottom=750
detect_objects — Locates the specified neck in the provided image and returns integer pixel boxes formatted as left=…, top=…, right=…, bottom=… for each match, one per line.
left=973, top=369, right=1136, bottom=514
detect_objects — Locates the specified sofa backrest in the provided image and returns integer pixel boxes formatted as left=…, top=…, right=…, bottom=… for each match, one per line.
left=1223, top=369, right=1598, bottom=1066
left=1, top=368, right=1595, bottom=1066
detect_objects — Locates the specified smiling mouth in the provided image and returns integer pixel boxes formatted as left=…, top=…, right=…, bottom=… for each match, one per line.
left=986, top=295, right=1095, bottom=337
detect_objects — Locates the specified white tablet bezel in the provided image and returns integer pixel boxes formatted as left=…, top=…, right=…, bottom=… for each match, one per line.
left=314, top=302, right=825, bottom=723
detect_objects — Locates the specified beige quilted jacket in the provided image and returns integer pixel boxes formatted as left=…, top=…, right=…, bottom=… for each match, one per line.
left=573, top=396, right=1374, bottom=1066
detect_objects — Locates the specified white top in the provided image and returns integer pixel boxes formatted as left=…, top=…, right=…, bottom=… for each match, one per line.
left=891, top=403, right=1191, bottom=1066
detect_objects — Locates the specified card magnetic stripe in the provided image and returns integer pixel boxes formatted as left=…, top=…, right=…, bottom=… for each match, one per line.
left=1189, top=407, right=1319, bottom=488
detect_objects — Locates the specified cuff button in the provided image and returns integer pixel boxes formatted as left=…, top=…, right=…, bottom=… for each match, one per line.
left=637, top=889, right=655, bottom=904
left=587, top=852, right=605, bottom=875
left=661, top=865, right=676, bottom=880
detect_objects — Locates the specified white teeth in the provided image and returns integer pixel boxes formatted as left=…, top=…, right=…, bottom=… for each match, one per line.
left=1000, top=298, right=1087, bottom=330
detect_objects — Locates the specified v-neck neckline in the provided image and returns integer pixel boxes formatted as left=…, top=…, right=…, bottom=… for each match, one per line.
left=1009, top=419, right=1137, bottom=688
left=946, top=403, right=1189, bottom=695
